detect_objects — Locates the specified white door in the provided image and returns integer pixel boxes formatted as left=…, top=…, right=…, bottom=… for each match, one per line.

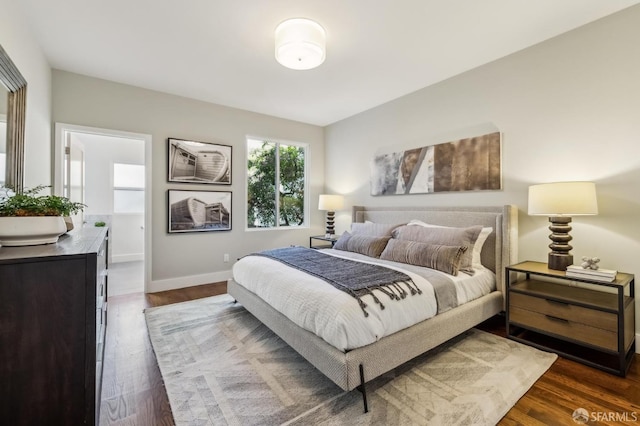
left=110, top=214, right=144, bottom=262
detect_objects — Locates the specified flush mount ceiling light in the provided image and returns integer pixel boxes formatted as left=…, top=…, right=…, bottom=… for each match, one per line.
left=275, top=18, right=326, bottom=70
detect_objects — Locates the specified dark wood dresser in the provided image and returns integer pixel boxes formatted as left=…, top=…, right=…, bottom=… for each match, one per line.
left=0, top=226, right=108, bottom=425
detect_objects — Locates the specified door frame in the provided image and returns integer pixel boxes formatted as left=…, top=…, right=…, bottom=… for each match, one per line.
left=0, top=113, right=6, bottom=186
left=54, top=122, right=152, bottom=293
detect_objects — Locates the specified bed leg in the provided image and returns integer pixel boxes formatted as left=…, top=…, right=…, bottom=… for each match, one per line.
left=357, top=363, right=369, bottom=413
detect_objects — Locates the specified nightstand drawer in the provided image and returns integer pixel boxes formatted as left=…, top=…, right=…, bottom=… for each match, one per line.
left=510, top=306, right=617, bottom=351
left=510, top=292, right=617, bottom=332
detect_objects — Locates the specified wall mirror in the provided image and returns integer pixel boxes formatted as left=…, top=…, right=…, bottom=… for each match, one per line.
left=0, top=43, right=27, bottom=192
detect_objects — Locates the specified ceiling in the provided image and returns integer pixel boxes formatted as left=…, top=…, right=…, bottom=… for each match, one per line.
left=17, top=0, right=640, bottom=126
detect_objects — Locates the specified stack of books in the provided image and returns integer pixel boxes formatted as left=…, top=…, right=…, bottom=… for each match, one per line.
left=566, top=265, right=617, bottom=282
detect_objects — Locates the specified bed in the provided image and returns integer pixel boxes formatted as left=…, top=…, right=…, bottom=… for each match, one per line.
left=227, top=205, right=518, bottom=411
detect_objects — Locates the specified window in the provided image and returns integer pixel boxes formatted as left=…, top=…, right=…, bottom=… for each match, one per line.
left=113, top=163, right=145, bottom=213
left=246, top=137, right=307, bottom=229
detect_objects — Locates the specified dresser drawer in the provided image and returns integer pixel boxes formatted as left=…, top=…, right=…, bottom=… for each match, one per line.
left=96, top=236, right=108, bottom=314
left=510, top=306, right=617, bottom=351
left=97, top=276, right=106, bottom=306
left=97, top=239, right=107, bottom=273
left=510, top=292, right=617, bottom=332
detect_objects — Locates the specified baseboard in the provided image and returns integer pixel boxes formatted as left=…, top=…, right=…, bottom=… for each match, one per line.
left=149, top=270, right=232, bottom=293
left=111, top=253, right=144, bottom=263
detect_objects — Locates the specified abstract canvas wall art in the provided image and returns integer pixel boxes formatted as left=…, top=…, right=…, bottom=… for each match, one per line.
left=370, top=132, right=501, bottom=195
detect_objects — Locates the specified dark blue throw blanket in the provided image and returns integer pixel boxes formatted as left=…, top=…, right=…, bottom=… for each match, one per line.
left=248, top=246, right=421, bottom=317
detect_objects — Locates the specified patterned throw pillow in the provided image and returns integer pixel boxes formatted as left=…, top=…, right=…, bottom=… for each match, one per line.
left=407, top=220, right=493, bottom=270
left=333, top=232, right=391, bottom=258
left=392, top=224, right=482, bottom=274
left=380, top=239, right=467, bottom=275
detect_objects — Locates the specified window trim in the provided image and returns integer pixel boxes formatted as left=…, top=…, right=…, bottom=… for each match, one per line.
left=113, top=162, right=145, bottom=214
left=245, top=135, right=309, bottom=231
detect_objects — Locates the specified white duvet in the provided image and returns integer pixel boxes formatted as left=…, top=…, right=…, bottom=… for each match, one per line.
left=232, top=248, right=495, bottom=351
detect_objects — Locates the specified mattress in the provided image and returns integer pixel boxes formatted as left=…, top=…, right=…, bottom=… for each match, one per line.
left=232, top=248, right=496, bottom=351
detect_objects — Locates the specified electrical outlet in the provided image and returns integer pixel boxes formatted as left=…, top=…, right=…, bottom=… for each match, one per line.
left=223, top=253, right=229, bottom=263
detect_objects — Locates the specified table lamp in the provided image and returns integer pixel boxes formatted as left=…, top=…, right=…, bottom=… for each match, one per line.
left=528, top=181, right=598, bottom=270
left=318, top=194, right=344, bottom=237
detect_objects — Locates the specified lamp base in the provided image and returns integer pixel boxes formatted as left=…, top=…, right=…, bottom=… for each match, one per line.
left=548, top=252, right=573, bottom=271
left=547, top=216, right=573, bottom=271
left=325, top=211, right=335, bottom=236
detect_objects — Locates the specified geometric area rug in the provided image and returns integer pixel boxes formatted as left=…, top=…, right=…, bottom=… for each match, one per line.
left=145, top=294, right=557, bottom=426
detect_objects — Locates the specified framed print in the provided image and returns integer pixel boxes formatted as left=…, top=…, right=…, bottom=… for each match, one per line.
left=168, top=138, right=232, bottom=184
left=168, top=190, right=232, bottom=233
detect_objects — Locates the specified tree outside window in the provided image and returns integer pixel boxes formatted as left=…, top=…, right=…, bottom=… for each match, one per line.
left=247, top=138, right=307, bottom=229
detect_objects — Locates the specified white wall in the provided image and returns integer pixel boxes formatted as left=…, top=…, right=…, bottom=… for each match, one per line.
left=326, top=7, right=640, bottom=319
left=0, top=0, right=52, bottom=189
left=76, top=133, right=145, bottom=214
left=52, top=71, right=326, bottom=292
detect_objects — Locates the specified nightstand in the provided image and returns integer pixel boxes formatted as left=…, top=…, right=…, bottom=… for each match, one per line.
left=309, top=235, right=338, bottom=249
left=506, top=261, right=635, bottom=376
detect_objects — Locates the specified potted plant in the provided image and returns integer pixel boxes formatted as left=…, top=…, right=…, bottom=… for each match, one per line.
left=0, top=185, right=85, bottom=246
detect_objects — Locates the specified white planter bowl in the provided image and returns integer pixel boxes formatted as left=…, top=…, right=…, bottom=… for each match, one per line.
left=0, top=216, right=67, bottom=247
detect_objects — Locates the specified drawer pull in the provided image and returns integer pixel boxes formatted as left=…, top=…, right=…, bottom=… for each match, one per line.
left=545, top=299, right=569, bottom=306
left=545, top=314, right=569, bottom=323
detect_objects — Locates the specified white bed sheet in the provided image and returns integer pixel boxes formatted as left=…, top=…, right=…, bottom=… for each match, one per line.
left=232, top=248, right=495, bottom=351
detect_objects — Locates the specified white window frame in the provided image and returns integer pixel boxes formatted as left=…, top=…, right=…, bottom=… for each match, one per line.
left=113, top=162, right=145, bottom=214
left=245, top=136, right=309, bottom=231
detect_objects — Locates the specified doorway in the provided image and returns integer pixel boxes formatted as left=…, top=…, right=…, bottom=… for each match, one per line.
left=54, top=123, right=152, bottom=296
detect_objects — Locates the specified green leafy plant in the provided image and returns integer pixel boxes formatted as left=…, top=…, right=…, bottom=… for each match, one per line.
left=0, top=185, right=86, bottom=217
left=94, top=221, right=106, bottom=227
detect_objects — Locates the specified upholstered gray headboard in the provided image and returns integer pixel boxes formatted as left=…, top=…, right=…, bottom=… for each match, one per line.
left=352, top=205, right=518, bottom=295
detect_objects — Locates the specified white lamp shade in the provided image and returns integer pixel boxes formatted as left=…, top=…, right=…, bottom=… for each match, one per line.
left=318, top=194, right=344, bottom=211
left=275, top=18, right=326, bottom=70
left=528, top=181, right=598, bottom=216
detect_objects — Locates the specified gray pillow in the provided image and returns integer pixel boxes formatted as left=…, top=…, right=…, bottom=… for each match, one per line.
left=333, top=232, right=390, bottom=258
left=350, top=222, right=403, bottom=237
left=380, top=239, right=467, bottom=275
left=391, top=224, right=483, bottom=274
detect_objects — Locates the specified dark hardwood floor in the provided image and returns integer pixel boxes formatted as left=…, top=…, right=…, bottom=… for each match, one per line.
left=100, top=283, right=639, bottom=425
left=99, top=283, right=227, bottom=426
left=477, top=317, right=640, bottom=425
